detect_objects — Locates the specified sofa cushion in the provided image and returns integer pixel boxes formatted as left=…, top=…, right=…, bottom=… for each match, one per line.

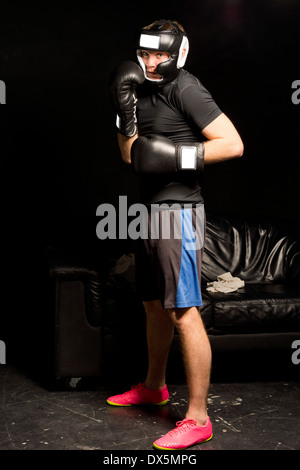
left=202, top=283, right=300, bottom=332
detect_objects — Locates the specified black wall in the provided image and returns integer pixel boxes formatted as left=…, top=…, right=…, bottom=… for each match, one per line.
left=0, top=0, right=300, bottom=370
left=1, top=0, right=300, bottom=250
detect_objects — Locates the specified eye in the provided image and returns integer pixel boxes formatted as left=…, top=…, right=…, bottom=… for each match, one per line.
left=157, top=52, right=169, bottom=59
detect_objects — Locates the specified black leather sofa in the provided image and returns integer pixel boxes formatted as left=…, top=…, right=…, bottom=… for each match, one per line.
left=46, top=212, right=300, bottom=386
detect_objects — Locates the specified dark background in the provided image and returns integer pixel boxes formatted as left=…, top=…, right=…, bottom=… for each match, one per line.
left=1, top=0, right=300, bottom=225
left=0, top=0, right=299, bottom=363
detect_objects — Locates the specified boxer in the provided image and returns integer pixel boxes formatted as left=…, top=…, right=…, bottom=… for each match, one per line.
left=108, top=19, right=243, bottom=450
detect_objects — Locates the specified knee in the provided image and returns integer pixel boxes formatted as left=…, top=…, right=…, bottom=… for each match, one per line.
left=169, top=307, right=198, bottom=331
left=169, top=307, right=202, bottom=331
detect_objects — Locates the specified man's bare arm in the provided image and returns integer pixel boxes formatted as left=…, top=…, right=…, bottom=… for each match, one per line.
left=202, top=113, right=244, bottom=164
left=117, top=133, right=138, bottom=164
left=117, top=113, right=243, bottom=166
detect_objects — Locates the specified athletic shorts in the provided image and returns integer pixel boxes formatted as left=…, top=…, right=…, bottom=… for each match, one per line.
left=134, top=203, right=205, bottom=309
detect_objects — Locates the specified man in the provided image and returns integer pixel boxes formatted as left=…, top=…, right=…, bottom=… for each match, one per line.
left=108, top=19, right=243, bottom=450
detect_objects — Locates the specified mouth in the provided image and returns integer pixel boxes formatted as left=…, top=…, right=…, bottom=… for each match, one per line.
left=146, top=70, right=162, bottom=80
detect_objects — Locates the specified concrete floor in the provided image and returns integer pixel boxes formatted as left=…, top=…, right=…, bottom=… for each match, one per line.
left=1, top=364, right=299, bottom=454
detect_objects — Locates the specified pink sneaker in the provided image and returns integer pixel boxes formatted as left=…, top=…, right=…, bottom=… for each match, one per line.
left=107, top=383, right=169, bottom=407
left=153, top=417, right=213, bottom=450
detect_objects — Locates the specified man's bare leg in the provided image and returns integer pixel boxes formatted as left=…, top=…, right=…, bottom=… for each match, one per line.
left=169, top=306, right=212, bottom=426
left=142, top=301, right=211, bottom=425
left=143, top=299, right=174, bottom=391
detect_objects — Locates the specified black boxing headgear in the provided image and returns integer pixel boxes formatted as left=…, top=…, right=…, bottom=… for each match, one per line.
left=136, top=20, right=189, bottom=85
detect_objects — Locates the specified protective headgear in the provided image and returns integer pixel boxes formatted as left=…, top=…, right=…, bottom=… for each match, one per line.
left=136, top=20, right=189, bottom=85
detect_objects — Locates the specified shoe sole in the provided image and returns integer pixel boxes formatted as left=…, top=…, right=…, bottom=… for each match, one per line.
left=107, top=399, right=169, bottom=407
left=153, top=433, right=213, bottom=450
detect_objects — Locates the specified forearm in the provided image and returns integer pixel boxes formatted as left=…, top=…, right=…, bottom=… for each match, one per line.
left=201, top=113, right=244, bottom=165
left=117, top=132, right=138, bottom=164
left=203, top=135, right=244, bottom=165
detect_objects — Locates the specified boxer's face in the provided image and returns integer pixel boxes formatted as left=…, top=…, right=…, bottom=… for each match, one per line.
left=139, top=50, right=170, bottom=80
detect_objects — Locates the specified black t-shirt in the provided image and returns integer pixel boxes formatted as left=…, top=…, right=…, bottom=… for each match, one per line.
left=136, top=69, right=222, bottom=205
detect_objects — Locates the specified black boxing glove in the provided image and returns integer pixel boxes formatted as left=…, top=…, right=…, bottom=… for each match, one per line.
left=131, top=134, right=205, bottom=175
left=109, top=61, right=145, bottom=137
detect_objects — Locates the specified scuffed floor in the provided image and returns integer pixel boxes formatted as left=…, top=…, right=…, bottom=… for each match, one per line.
left=0, top=365, right=299, bottom=451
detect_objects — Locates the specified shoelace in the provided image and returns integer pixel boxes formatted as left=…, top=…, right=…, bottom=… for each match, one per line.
left=169, top=418, right=198, bottom=435
left=131, top=383, right=144, bottom=392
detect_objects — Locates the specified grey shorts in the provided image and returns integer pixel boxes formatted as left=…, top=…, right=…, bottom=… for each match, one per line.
left=135, top=203, right=205, bottom=309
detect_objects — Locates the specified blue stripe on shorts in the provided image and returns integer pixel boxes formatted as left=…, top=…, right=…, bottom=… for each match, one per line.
left=175, top=208, right=203, bottom=308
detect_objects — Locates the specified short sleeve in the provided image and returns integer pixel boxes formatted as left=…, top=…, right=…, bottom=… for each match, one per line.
left=179, top=83, right=222, bottom=131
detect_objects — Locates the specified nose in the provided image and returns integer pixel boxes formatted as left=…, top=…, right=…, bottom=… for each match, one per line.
left=146, top=55, right=157, bottom=69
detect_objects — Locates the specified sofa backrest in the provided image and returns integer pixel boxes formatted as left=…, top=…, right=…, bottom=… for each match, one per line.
left=201, top=213, right=300, bottom=285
